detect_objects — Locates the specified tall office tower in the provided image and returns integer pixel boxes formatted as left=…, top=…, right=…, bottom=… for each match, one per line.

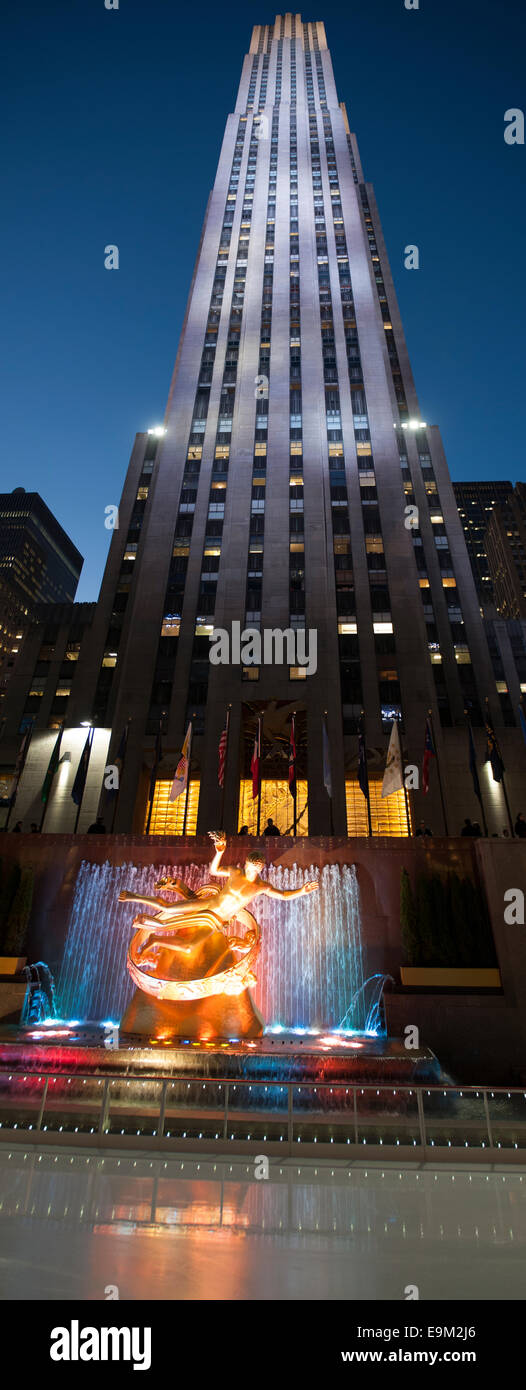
left=485, top=484, right=526, bottom=620
left=39, top=14, right=522, bottom=835
left=453, top=480, right=514, bottom=609
left=0, top=488, right=83, bottom=699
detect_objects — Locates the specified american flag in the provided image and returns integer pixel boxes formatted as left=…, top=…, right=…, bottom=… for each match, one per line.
left=218, top=713, right=229, bottom=787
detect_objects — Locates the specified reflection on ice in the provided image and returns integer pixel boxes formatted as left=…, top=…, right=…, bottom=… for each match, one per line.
left=0, top=1147, right=524, bottom=1302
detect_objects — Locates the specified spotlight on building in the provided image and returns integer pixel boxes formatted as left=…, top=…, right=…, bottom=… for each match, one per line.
left=147, top=426, right=166, bottom=436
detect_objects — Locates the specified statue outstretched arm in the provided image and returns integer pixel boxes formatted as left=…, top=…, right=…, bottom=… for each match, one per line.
left=208, top=830, right=230, bottom=876
left=264, top=881, right=318, bottom=900
left=118, top=889, right=168, bottom=908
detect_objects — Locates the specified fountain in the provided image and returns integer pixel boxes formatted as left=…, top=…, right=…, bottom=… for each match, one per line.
left=56, top=860, right=367, bottom=1035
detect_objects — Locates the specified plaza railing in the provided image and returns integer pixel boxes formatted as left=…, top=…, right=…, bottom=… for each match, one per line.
left=0, top=1070, right=525, bottom=1161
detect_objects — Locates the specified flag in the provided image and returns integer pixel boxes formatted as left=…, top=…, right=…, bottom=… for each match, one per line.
left=288, top=715, right=297, bottom=798
left=422, top=716, right=435, bottom=795
left=148, top=718, right=163, bottom=804
left=41, top=726, right=64, bottom=804
left=467, top=721, right=482, bottom=803
left=9, top=726, right=32, bottom=806
left=485, top=705, right=504, bottom=783
left=108, top=722, right=129, bottom=797
left=519, top=694, right=526, bottom=749
left=322, top=717, right=332, bottom=799
left=358, top=714, right=369, bottom=801
left=218, top=714, right=229, bottom=788
left=381, top=720, right=403, bottom=798
left=169, top=722, right=192, bottom=801
left=71, top=728, right=94, bottom=806
left=251, top=717, right=261, bottom=800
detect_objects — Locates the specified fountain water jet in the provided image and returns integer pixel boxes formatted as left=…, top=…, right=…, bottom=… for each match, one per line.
left=56, top=860, right=368, bottom=1034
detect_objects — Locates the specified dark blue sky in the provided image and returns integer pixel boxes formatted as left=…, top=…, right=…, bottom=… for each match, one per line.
left=3, top=0, right=525, bottom=600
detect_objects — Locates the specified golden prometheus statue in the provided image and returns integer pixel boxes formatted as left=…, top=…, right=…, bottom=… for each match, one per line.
left=118, top=832, right=318, bottom=1040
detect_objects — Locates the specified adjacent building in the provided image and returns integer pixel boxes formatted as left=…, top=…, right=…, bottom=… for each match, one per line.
left=3, top=14, right=526, bottom=837
left=485, top=484, right=526, bottom=621
left=0, top=489, right=83, bottom=703
left=453, top=480, right=514, bottom=609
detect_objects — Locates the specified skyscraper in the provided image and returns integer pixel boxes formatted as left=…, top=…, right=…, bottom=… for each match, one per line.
left=485, top=484, right=526, bottom=620
left=6, top=14, right=525, bottom=836
left=0, top=488, right=83, bottom=701
left=453, top=480, right=514, bottom=608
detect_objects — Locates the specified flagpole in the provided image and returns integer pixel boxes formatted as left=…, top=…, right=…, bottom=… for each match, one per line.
left=39, top=725, right=64, bottom=832
left=485, top=698, right=514, bottom=837
left=219, top=706, right=231, bottom=832
left=323, top=711, right=334, bottom=835
left=256, top=715, right=262, bottom=838
left=110, top=717, right=131, bottom=833
left=145, top=714, right=163, bottom=835
left=465, top=708, right=488, bottom=837
left=73, top=727, right=94, bottom=833
left=398, top=715, right=411, bottom=835
left=501, top=772, right=515, bottom=838
left=182, top=719, right=194, bottom=838
left=427, top=707, right=449, bottom=835
left=291, top=712, right=297, bottom=836
left=145, top=784, right=155, bottom=834
left=360, top=711, right=372, bottom=837
left=5, top=724, right=33, bottom=830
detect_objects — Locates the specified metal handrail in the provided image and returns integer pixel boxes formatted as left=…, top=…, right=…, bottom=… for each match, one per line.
left=0, top=1069, right=524, bottom=1096
left=0, top=1067, right=525, bottom=1155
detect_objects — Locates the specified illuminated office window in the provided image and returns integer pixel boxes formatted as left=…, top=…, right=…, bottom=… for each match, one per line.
left=145, top=780, right=200, bottom=835
left=238, top=779, right=308, bottom=836
left=345, top=778, right=411, bottom=836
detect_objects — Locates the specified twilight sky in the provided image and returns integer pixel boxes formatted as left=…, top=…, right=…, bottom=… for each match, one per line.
left=3, top=0, right=525, bottom=600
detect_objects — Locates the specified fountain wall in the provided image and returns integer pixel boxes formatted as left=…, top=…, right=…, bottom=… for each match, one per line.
left=0, top=834, right=524, bottom=1076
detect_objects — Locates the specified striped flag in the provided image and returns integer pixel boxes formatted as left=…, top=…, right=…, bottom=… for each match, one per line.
left=170, top=722, right=192, bottom=801
left=422, top=717, right=435, bottom=795
left=218, top=712, right=229, bottom=788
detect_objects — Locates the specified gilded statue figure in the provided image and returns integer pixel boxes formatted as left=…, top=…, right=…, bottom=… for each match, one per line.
left=119, top=831, right=318, bottom=959
left=117, top=833, right=318, bottom=1036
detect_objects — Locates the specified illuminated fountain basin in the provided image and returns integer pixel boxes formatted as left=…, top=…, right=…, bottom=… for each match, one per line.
left=56, top=861, right=369, bottom=1034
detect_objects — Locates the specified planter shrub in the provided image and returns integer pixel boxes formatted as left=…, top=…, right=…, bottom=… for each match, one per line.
left=0, top=862, right=21, bottom=946
left=401, top=868, right=497, bottom=968
left=3, top=867, right=34, bottom=957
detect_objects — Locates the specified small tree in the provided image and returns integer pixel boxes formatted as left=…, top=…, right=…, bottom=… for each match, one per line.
left=461, top=876, right=496, bottom=966
left=0, top=862, right=21, bottom=945
left=3, top=867, right=34, bottom=957
left=415, top=873, right=436, bottom=964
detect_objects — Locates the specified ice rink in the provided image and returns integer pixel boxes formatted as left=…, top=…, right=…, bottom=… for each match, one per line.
left=0, top=1145, right=525, bottom=1300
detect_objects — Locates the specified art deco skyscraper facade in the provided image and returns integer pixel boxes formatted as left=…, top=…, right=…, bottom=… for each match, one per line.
left=13, top=13, right=521, bottom=836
